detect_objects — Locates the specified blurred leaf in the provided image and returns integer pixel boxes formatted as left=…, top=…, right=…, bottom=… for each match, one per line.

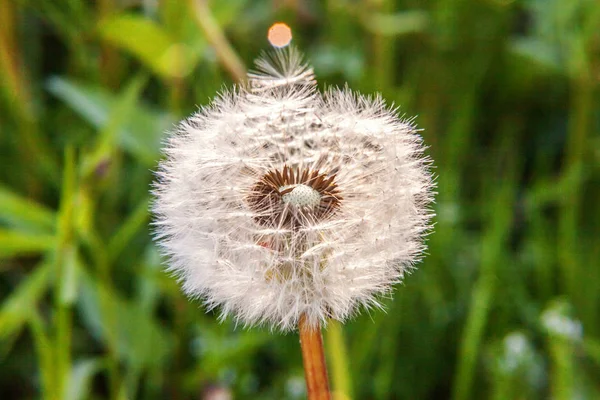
left=325, top=320, right=352, bottom=399
left=212, top=0, right=250, bottom=26
left=18, top=0, right=89, bottom=43
left=54, top=145, right=77, bottom=269
left=82, top=74, right=149, bottom=179
left=487, top=331, right=544, bottom=400
left=97, top=13, right=200, bottom=79
left=526, top=163, right=586, bottom=210
left=59, top=245, right=80, bottom=306
left=361, top=11, right=429, bottom=37
left=46, top=77, right=105, bottom=127
left=0, top=229, right=54, bottom=259
left=311, top=45, right=365, bottom=81
left=107, top=198, right=150, bottom=264
left=28, top=310, right=55, bottom=399
left=78, top=271, right=172, bottom=370
left=74, top=189, right=95, bottom=244
left=510, top=38, right=562, bottom=71
left=541, top=300, right=583, bottom=341
left=135, top=246, right=164, bottom=318
left=66, top=358, right=105, bottom=400
left=0, top=263, right=51, bottom=343
left=583, top=338, right=600, bottom=366
left=541, top=300, right=582, bottom=400
left=46, top=77, right=174, bottom=165
left=0, top=186, right=55, bottom=233
left=51, top=146, right=77, bottom=398
left=188, top=325, right=269, bottom=382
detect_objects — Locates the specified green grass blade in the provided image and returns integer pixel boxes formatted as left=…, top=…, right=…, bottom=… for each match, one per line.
left=0, top=262, right=52, bottom=345
left=0, top=186, right=55, bottom=233
left=0, top=230, right=54, bottom=259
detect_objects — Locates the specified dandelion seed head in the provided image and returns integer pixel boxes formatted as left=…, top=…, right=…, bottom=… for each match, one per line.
left=152, top=47, right=436, bottom=331
left=281, top=185, right=321, bottom=207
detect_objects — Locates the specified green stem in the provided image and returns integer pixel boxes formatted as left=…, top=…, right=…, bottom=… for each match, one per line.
left=54, top=147, right=77, bottom=399
left=189, top=0, right=246, bottom=83
left=325, top=320, right=352, bottom=399
left=452, top=119, right=521, bottom=400
left=558, top=70, right=592, bottom=314
left=0, top=1, right=59, bottom=186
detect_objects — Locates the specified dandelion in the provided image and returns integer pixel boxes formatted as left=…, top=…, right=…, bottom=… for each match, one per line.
left=152, top=48, right=435, bottom=398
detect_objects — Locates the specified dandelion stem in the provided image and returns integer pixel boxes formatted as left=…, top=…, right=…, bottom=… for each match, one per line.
left=299, top=315, right=331, bottom=400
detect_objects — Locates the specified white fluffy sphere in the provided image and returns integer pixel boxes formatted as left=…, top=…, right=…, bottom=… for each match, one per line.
left=152, top=49, right=435, bottom=331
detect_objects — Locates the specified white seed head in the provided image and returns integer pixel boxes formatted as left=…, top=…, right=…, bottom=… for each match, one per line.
left=281, top=184, right=321, bottom=208
left=152, top=48, right=436, bottom=331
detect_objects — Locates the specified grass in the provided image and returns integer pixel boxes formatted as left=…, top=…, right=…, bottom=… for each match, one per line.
left=1, top=0, right=599, bottom=399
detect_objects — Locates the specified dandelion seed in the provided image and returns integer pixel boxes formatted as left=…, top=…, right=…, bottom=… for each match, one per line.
left=152, top=48, right=435, bottom=332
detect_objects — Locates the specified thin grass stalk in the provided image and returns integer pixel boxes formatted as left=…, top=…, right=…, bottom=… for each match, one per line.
left=452, top=118, right=522, bottom=400
left=559, top=52, right=593, bottom=320
left=29, top=310, right=56, bottom=399
left=98, top=0, right=121, bottom=88
left=367, top=0, right=393, bottom=94
left=548, top=337, right=576, bottom=400
left=54, top=147, right=77, bottom=399
left=0, top=1, right=58, bottom=185
left=93, top=237, right=121, bottom=399
left=299, top=315, right=331, bottom=400
left=189, top=0, right=246, bottom=83
left=325, top=320, right=352, bottom=399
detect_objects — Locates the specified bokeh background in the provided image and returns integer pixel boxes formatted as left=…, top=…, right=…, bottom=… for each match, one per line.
left=1, top=0, right=599, bottom=399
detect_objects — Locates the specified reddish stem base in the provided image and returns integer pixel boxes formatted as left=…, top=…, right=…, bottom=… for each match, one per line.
left=299, top=315, right=331, bottom=400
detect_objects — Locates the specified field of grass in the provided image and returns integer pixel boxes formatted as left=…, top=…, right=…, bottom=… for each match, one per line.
left=1, top=0, right=599, bottom=399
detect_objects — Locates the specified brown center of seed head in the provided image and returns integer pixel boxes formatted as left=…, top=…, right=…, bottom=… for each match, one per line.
left=247, top=165, right=342, bottom=229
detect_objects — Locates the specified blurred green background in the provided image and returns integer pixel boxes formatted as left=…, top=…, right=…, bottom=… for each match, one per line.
left=1, top=0, right=599, bottom=399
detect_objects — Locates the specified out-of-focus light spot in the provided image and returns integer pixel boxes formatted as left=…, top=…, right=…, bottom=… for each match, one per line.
left=268, top=23, right=292, bottom=48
